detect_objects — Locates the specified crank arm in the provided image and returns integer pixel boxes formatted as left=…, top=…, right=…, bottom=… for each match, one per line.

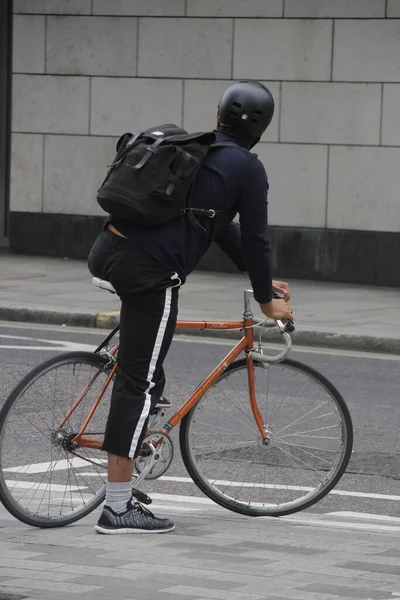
left=132, top=441, right=159, bottom=488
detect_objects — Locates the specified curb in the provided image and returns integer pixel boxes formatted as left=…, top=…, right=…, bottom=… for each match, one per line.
left=0, top=306, right=97, bottom=328
left=177, top=328, right=400, bottom=354
left=1, top=306, right=399, bottom=355
left=95, top=310, right=119, bottom=329
left=90, top=311, right=400, bottom=354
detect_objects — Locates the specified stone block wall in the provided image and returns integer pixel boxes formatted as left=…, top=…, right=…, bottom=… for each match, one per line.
left=9, top=0, right=400, bottom=285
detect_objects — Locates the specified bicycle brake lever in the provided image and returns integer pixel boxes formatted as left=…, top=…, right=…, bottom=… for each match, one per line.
left=285, top=320, right=295, bottom=333
left=273, top=292, right=295, bottom=333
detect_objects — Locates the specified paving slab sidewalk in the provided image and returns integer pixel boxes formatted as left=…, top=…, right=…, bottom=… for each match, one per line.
left=1, top=254, right=399, bottom=352
left=0, top=501, right=399, bottom=600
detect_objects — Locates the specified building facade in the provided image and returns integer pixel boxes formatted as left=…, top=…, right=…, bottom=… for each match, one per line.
left=3, top=0, right=400, bottom=285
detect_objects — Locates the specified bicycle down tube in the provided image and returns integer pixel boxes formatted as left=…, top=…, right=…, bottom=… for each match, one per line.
left=69, top=314, right=270, bottom=450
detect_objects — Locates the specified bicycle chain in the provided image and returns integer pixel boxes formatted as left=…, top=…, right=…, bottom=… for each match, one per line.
left=67, top=426, right=162, bottom=467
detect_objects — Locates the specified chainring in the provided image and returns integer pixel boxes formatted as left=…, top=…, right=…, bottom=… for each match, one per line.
left=135, top=431, right=174, bottom=480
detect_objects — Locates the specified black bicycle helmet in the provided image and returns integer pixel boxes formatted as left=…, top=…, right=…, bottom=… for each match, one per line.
left=217, top=80, right=275, bottom=148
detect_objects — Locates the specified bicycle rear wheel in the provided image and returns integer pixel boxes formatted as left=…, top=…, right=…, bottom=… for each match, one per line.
left=0, top=352, right=112, bottom=527
left=180, top=358, right=353, bottom=517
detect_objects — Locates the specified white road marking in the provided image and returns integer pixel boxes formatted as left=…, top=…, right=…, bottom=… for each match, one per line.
left=281, top=515, right=400, bottom=534
left=0, top=345, right=95, bottom=351
left=5, top=480, right=82, bottom=492
left=2, top=472, right=399, bottom=531
left=174, top=335, right=400, bottom=362
left=0, top=334, right=94, bottom=352
left=4, top=457, right=106, bottom=474
left=159, top=475, right=400, bottom=502
left=4, top=461, right=399, bottom=502
left=149, top=494, right=400, bottom=532
left=327, top=511, right=400, bottom=523
left=1, top=334, right=47, bottom=341
left=1, top=322, right=400, bottom=362
left=2, top=482, right=399, bottom=530
left=152, top=493, right=213, bottom=505
left=153, top=497, right=400, bottom=518
left=0, top=322, right=107, bottom=335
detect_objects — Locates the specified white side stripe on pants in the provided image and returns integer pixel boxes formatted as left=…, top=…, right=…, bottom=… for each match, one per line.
left=128, top=287, right=172, bottom=458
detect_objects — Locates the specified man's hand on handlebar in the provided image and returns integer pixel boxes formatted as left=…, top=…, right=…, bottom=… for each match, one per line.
left=260, top=298, right=294, bottom=322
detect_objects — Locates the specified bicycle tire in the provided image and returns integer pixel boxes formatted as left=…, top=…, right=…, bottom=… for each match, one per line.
left=180, top=357, right=353, bottom=517
left=0, top=351, right=111, bottom=528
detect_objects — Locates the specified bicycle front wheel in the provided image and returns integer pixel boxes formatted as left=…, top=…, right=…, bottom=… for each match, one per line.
left=180, top=358, right=353, bottom=517
left=0, top=352, right=112, bottom=527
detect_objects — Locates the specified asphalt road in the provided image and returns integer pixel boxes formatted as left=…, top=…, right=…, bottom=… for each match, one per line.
left=0, top=320, right=399, bottom=520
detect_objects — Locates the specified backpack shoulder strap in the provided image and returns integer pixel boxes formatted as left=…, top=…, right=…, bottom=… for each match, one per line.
left=185, top=141, right=238, bottom=232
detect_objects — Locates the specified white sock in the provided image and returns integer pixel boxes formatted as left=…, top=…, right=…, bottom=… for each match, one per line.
left=105, top=481, right=133, bottom=514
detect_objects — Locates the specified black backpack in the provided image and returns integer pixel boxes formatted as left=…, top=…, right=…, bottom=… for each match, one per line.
left=96, top=124, right=235, bottom=232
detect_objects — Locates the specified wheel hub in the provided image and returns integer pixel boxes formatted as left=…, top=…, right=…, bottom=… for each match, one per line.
left=51, top=429, right=67, bottom=446
left=261, top=426, right=275, bottom=447
left=51, top=429, right=78, bottom=451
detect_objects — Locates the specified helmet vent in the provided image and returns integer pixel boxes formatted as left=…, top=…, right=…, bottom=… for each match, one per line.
left=232, top=102, right=242, bottom=108
left=229, top=110, right=239, bottom=117
left=254, top=110, right=263, bottom=115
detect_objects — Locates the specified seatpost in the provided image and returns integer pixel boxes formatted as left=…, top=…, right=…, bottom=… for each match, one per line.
left=243, top=289, right=254, bottom=319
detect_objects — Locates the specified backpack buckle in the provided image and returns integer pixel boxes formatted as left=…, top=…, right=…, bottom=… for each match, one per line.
left=184, top=208, right=217, bottom=219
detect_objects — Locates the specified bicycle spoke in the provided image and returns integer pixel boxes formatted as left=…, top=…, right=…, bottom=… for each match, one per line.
left=275, top=443, right=325, bottom=479
left=279, top=424, right=340, bottom=437
left=0, top=354, right=111, bottom=526
left=193, top=415, right=258, bottom=437
left=214, top=380, right=258, bottom=429
left=182, top=358, right=352, bottom=516
left=274, top=400, right=330, bottom=435
left=277, top=440, right=337, bottom=467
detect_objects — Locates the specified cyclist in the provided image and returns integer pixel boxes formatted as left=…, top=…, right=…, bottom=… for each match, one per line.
left=88, top=80, right=294, bottom=535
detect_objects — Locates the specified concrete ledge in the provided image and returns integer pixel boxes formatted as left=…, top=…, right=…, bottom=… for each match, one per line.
left=0, top=306, right=97, bottom=328
left=9, top=212, right=400, bottom=287
left=177, top=327, right=400, bottom=354
left=291, top=331, right=400, bottom=354
left=95, top=310, right=119, bottom=329
left=1, top=305, right=400, bottom=355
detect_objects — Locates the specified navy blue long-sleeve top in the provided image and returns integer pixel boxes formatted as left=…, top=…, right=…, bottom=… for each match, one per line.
left=109, top=130, right=273, bottom=304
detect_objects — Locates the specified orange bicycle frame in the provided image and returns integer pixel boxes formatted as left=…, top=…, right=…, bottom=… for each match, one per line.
left=68, top=315, right=268, bottom=450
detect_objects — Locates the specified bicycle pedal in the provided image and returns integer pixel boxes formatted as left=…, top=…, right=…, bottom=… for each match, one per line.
left=131, top=488, right=152, bottom=505
left=149, top=408, right=167, bottom=418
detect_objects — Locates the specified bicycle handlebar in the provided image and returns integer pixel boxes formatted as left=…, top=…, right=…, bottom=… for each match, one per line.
left=244, top=289, right=292, bottom=364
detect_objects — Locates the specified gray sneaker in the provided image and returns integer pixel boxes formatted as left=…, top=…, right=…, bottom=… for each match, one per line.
left=95, top=500, right=175, bottom=534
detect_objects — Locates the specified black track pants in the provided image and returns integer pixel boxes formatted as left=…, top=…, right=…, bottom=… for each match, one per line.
left=88, top=229, right=179, bottom=459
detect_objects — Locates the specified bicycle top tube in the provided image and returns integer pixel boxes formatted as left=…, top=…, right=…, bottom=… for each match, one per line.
left=176, top=320, right=243, bottom=330
left=92, top=278, right=292, bottom=360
